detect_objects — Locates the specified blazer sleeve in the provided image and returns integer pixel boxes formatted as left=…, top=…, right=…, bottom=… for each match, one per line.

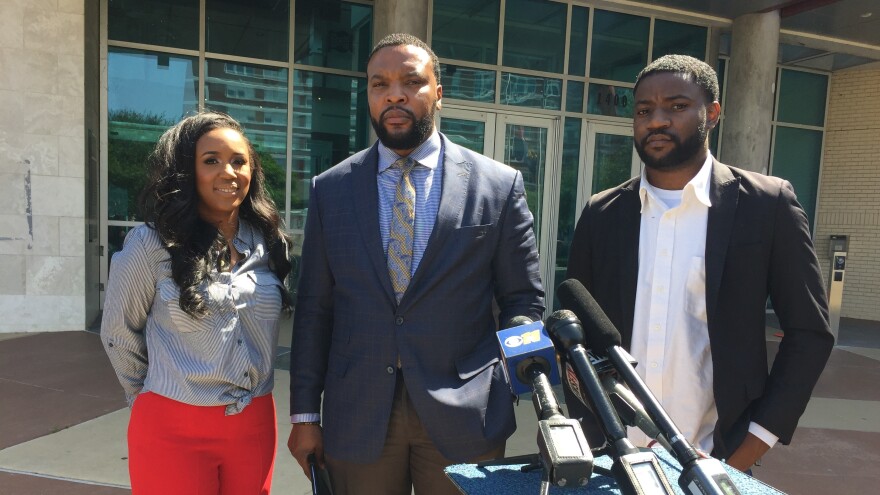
left=492, top=170, right=545, bottom=325
left=752, top=180, right=834, bottom=444
left=289, top=177, right=335, bottom=416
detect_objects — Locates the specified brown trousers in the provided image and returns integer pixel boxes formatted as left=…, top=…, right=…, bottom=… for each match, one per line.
left=326, top=374, right=505, bottom=495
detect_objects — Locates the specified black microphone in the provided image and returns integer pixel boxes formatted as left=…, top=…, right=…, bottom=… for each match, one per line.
left=495, top=318, right=593, bottom=489
left=557, top=279, right=742, bottom=495
left=546, top=310, right=675, bottom=495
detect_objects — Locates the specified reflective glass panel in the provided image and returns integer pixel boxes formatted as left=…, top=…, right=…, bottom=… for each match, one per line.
left=432, top=0, right=500, bottom=65
left=442, top=65, right=496, bottom=103
left=440, top=118, right=486, bottom=154
left=291, top=70, right=369, bottom=230
left=777, top=69, right=828, bottom=127
left=108, top=225, right=136, bottom=268
left=204, top=60, right=288, bottom=213
left=501, top=73, right=561, bottom=110
left=568, top=6, right=589, bottom=76
left=592, top=133, right=634, bottom=194
left=772, top=127, right=822, bottom=226
left=554, top=118, right=582, bottom=310
left=587, top=83, right=634, bottom=118
left=206, top=0, right=289, bottom=61
left=717, top=58, right=726, bottom=105
left=652, top=20, right=707, bottom=60
left=503, top=124, right=547, bottom=242
left=566, top=81, right=585, bottom=113
left=108, top=48, right=198, bottom=221
left=590, top=10, right=649, bottom=82
left=503, top=0, right=566, bottom=73
left=294, top=0, right=373, bottom=72
left=108, top=0, right=199, bottom=48
left=709, top=126, right=720, bottom=156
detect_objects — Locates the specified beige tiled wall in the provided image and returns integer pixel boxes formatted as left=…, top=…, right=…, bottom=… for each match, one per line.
left=814, top=67, right=880, bottom=321
left=0, top=0, right=86, bottom=331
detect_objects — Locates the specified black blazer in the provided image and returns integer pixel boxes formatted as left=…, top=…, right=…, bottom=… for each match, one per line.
left=565, top=159, right=833, bottom=458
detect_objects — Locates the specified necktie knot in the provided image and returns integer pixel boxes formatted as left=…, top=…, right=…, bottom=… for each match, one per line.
left=391, top=157, right=415, bottom=175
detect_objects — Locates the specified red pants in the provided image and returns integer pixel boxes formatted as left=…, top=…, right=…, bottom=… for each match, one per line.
left=128, top=392, right=277, bottom=495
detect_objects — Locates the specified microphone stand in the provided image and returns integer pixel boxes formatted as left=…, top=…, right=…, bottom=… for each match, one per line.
left=478, top=362, right=593, bottom=494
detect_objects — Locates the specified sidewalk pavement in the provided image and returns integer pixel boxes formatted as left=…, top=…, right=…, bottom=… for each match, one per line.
left=1, top=318, right=879, bottom=494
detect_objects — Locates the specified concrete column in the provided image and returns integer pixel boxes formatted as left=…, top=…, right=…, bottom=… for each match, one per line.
left=372, top=0, right=430, bottom=43
left=720, top=11, right=780, bottom=174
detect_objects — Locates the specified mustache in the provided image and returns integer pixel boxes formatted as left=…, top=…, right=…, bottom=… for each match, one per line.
left=641, top=129, right=677, bottom=144
left=380, top=106, right=416, bottom=121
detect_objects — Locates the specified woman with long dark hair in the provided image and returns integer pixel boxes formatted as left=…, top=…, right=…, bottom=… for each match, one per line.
left=101, top=112, right=292, bottom=494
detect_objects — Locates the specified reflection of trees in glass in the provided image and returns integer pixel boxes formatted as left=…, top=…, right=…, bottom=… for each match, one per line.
left=592, top=135, right=633, bottom=194
left=254, top=149, right=286, bottom=213
left=108, top=110, right=172, bottom=220
left=108, top=109, right=289, bottom=220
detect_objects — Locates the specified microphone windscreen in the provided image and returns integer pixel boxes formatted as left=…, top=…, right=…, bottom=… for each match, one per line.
left=504, top=315, right=534, bottom=329
left=556, top=279, right=622, bottom=350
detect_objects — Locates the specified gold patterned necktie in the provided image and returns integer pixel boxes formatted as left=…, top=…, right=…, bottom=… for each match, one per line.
left=388, top=157, right=416, bottom=303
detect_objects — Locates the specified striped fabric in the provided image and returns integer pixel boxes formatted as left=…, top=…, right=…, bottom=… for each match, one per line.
left=377, top=131, right=443, bottom=274
left=101, top=221, right=285, bottom=415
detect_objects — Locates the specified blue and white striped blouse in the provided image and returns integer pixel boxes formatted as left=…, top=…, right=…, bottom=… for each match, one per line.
left=101, top=221, right=285, bottom=415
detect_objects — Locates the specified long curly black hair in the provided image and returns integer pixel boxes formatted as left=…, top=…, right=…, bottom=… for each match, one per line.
left=139, top=112, right=293, bottom=317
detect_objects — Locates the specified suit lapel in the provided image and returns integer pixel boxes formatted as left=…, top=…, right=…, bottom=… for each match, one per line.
left=618, top=179, right=641, bottom=345
left=351, top=144, right=396, bottom=304
left=705, top=160, right=739, bottom=323
left=403, top=136, right=471, bottom=305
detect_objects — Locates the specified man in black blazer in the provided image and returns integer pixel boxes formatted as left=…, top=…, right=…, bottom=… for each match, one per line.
left=564, top=55, right=833, bottom=472
left=287, top=34, right=544, bottom=494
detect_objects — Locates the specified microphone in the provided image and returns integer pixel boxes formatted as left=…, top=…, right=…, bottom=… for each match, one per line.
left=495, top=318, right=593, bottom=488
left=545, top=310, right=675, bottom=495
left=556, top=279, right=742, bottom=495
left=497, top=317, right=561, bottom=395
left=561, top=346, right=671, bottom=451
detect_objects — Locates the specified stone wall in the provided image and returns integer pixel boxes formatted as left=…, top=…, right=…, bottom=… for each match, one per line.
left=0, top=0, right=87, bottom=331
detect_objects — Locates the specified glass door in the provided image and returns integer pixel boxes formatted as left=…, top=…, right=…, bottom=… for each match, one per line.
left=439, top=108, right=559, bottom=297
left=577, top=122, right=640, bottom=214
left=550, top=121, right=639, bottom=306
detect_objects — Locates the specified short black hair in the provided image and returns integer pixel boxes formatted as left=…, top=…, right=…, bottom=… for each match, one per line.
left=368, top=33, right=441, bottom=85
left=634, top=54, right=719, bottom=103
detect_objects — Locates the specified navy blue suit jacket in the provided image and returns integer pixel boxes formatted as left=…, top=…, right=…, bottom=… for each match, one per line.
left=290, top=134, right=545, bottom=463
left=565, top=160, right=833, bottom=458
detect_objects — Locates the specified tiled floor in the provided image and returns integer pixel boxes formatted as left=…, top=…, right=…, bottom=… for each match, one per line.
left=1, top=317, right=878, bottom=494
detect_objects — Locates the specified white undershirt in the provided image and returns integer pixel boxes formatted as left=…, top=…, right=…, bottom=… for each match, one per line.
left=629, top=155, right=777, bottom=454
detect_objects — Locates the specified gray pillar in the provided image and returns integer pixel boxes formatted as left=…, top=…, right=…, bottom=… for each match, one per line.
left=720, top=11, right=779, bottom=174
left=373, top=0, right=430, bottom=43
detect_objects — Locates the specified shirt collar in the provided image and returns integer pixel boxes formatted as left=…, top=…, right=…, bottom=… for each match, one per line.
left=377, top=130, right=442, bottom=174
left=638, top=153, right=714, bottom=212
left=231, top=219, right=254, bottom=258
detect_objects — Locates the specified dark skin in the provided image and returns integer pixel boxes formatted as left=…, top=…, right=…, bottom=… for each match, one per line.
left=633, top=72, right=719, bottom=189
left=286, top=43, right=443, bottom=480
left=633, top=72, right=769, bottom=472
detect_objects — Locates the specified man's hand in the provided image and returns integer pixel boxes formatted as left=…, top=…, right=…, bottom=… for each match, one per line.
left=288, top=424, right=324, bottom=479
left=726, top=433, right=770, bottom=472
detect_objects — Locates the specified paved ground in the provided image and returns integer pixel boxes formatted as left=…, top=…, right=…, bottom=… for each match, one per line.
left=1, top=318, right=878, bottom=494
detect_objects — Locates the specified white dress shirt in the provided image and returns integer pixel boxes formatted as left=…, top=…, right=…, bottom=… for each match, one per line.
left=629, top=154, right=777, bottom=453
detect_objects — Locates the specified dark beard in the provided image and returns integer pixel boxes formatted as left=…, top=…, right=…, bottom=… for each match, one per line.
left=635, top=120, right=708, bottom=171
left=371, top=106, right=435, bottom=151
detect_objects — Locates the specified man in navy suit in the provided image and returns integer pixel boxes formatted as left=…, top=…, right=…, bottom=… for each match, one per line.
left=563, top=55, right=833, bottom=473
left=287, top=33, right=544, bottom=494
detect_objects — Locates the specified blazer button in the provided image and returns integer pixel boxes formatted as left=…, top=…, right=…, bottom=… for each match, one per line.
left=395, top=316, right=404, bottom=325
left=386, top=366, right=395, bottom=374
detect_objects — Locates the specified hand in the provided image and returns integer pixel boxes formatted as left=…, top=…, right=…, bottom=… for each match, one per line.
left=288, top=424, right=324, bottom=479
left=726, top=433, right=770, bottom=472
